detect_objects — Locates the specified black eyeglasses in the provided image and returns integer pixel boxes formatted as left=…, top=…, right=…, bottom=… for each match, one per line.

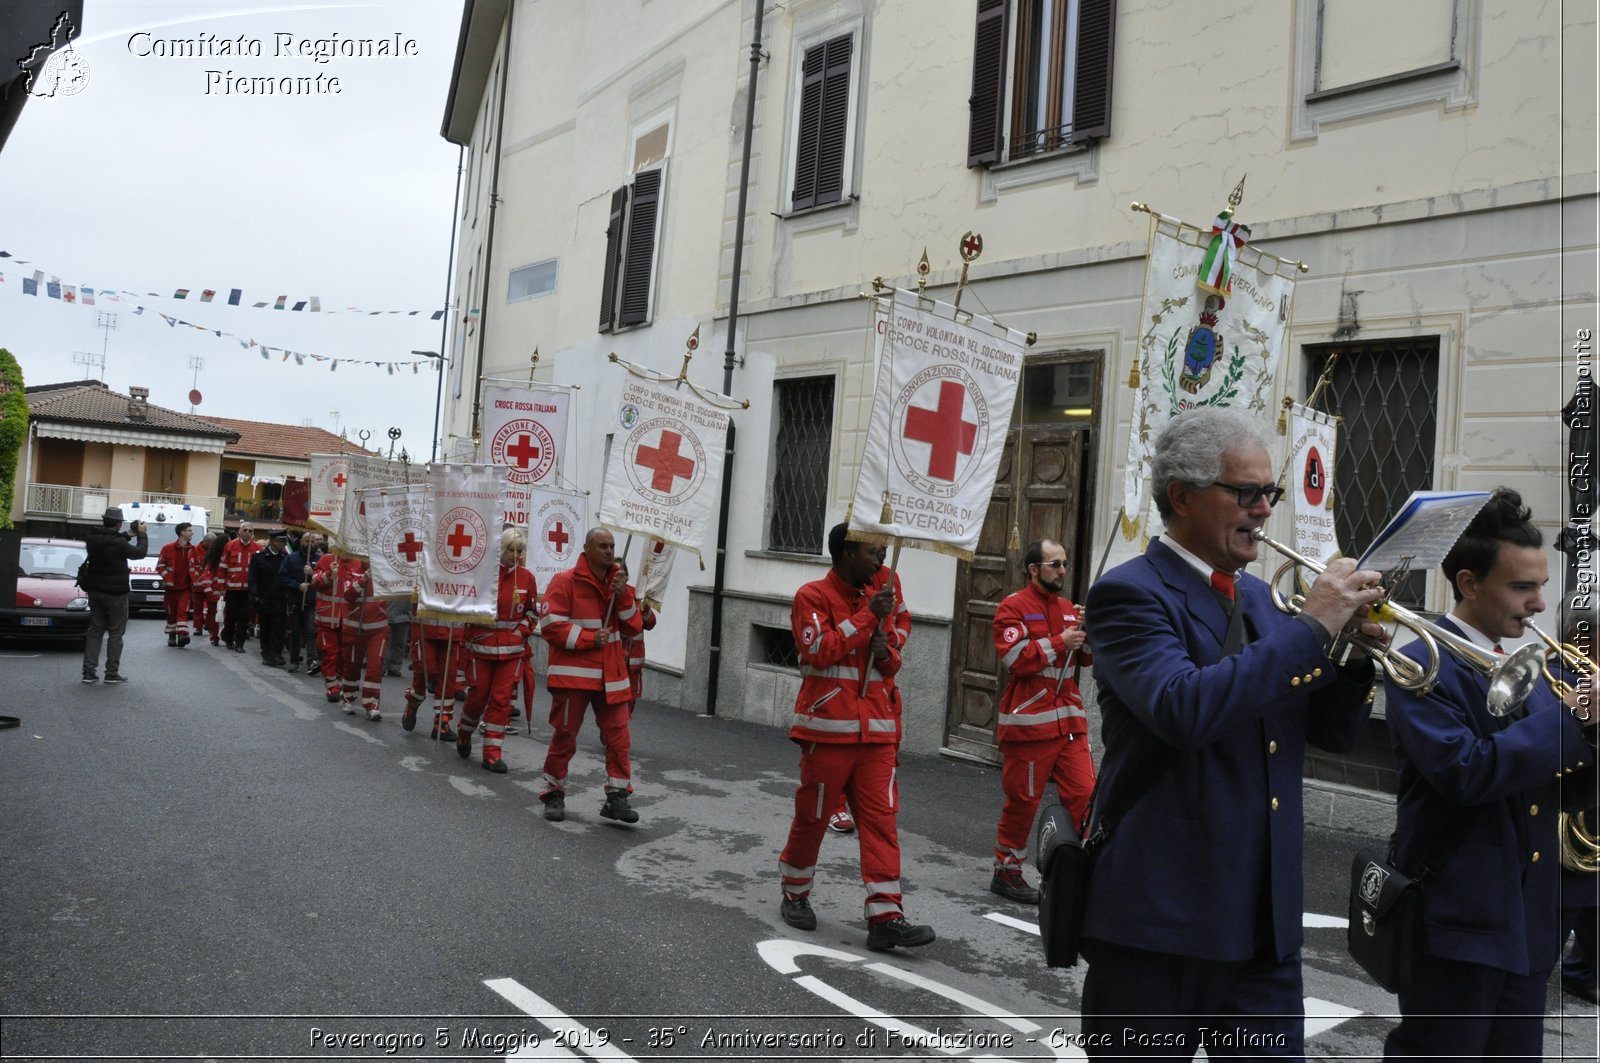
left=1211, top=481, right=1285, bottom=508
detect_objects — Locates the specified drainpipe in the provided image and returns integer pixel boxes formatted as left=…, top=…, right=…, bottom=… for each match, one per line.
left=705, top=0, right=765, bottom=717
left=469, top=1, right=516, bottom=441
left=433, top=145, right=465, bottom=462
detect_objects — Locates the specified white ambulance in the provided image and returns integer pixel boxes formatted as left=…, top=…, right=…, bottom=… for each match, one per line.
left=117, top=501, right=209, bottom=613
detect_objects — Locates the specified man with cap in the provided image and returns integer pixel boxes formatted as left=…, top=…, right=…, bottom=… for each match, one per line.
left=248, top=532, right=290, bottom=667
left=156, top=521, right=196, bottom=647
left=80, top=507, right=148, bottom=683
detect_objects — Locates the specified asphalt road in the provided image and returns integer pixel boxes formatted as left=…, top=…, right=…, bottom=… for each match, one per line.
left=2, top=618, right=1595, bottom=1062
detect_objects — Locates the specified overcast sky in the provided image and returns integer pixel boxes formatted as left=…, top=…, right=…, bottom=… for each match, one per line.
left=0, top=0, right=463, bottom=460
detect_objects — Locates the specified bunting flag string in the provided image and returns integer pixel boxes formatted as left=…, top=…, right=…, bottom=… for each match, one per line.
left=0, top=250, right=446, bottom=318
left=1, top=262, right=447, bottom=372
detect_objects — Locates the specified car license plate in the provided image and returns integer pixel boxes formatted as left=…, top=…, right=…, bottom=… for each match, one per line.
left=21, top=616, right=52, bottom=627
left=146, top=594, right=164, bottom=604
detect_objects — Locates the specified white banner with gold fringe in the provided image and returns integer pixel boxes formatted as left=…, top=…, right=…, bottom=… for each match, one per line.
left=416, top=463, right=507, bottom=625
left=1288, top=403, right=1339, bottom=567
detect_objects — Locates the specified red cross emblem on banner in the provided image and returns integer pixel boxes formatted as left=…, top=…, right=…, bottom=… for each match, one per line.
left=332, top=472, right=348, bottom=488
left=446, top=522, right=475, bottom=558
left=547, top=521, right=570, bottom=552
left=506, top=433, right=540, bottom=469
left=635, top=430, right=696, bottom=492
left=396, top=531, right=424, bottom=563
left=903, top=379, right=978, bottom=481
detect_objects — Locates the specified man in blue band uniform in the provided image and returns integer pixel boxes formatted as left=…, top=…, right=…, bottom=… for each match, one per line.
left=1381, top=488, right=1597, bottom=1062
left=1080, top=407, right=1384, bottom=1059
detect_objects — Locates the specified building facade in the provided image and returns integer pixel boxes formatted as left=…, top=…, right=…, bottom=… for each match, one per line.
left=438, top=0, right=1597, bottom=798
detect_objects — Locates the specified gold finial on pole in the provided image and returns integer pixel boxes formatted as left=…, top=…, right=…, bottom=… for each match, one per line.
left=917, top=248, right=931, bottom=295
left=1220, top=175, right=1247, bottom=220
left=678, top=325, right=701, bottom=383
left=953, top=231, right=983, bottom=311
left=528, top=347, right=539, bottom=383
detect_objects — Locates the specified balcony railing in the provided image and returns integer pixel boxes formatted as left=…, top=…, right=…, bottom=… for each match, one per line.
left=24, top=482, right=225, bottom=522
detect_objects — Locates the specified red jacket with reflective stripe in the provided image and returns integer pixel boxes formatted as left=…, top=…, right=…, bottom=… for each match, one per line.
left=788, top=569, right=903, bottom=745
left=310, top=553, right=348, bottom=626
left=157, top=541, right=195, bottom=591
left=189, top=544, right=213, bottom=596
left=466, top=563, right=538, bottom=658
left=539, top=555, right=642, bottom=702
left=992, top=582, right=1091, bottom=743
left=337, top=559, right=390, bottom=632
left=221, top=537, right=261, bottom=591
left=623, top=592, right=656, bottom=675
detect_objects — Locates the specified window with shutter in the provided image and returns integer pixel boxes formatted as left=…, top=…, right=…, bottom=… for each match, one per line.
left=788, top=30, right=857, bottom=213
left=965, top=0, right=1115, bottom=166
left=597, top=165, right=666, bottom=333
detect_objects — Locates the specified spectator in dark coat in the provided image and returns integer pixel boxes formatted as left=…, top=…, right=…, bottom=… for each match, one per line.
left=80, top=507, right=148, bottom=683
left=248, top=533, right=290, bottom=667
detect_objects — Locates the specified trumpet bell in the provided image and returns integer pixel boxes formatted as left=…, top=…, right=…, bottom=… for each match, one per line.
left=1487, top=644, right=1547, bottom=717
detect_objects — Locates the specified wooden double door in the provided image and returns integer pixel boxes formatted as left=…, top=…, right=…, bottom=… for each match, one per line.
left=942, top=351, right=1099, bottom=763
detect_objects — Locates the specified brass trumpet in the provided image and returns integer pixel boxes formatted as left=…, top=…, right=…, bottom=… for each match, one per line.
left=1249, top=529, right=1544, bottom=716
left=1521, top=619, right=1593, bottom=701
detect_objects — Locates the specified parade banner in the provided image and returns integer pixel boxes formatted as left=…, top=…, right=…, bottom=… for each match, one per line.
left=1122, top=211, right=1299, bottom=539
left=336, top=455, right=403, bottom=559
left=597, top=376, right=730, bottom=556
left=480, top=382, right=570, bottom=486
left=416, top=463, right=507, bottom=625
left=527, top=485, right=587, bottom=590
left=358, top=483, right=428, bottom=600
left=307, top=453, right=351, bottom=536
left=1288, top=403, right=1339, bottom=566
left=637, top=536, right=677, bottom=611
left=848, top=287, right=1027, bottom=559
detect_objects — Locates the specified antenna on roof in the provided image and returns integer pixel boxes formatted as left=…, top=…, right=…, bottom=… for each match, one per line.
left=71, top=350, right=104, bottom=380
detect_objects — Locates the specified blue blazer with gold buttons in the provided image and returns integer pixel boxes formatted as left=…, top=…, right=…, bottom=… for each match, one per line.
left=1386, top=616, right=1596, bottom=976
left=1083, top=538, right=1375, bottom=962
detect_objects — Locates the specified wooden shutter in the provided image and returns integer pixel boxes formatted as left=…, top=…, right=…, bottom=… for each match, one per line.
left=792, top=44, right=825, bottom=210
left=617, top=166, right=662, bottom=328
left=598, top=184, right=628, bottom=331
left=1070, top=0, right=1116, bottom=143
left=967, top=0, right=1008, bottom=167
left=813, top=35, right=853, bottom=206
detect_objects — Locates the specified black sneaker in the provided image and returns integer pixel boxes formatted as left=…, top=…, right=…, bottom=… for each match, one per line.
left=989, top=869, right=1041, bottom=905
left=780, top=895, right=817, bottom=931
left=599, top=792, right=639, bottom=824
left=103, top=673, right=128, bottom=685
left=542, top=792, right=565, bottom=822
left=81, top=674, right=97, bottom=684
left=866, top=917, right=935, bottom=951
left=167, top=634, right=177, bottom=647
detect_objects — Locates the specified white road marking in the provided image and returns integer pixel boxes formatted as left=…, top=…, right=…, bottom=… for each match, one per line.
left=984, top=911, right=1040, bottom=935
left=1305, top=997, right=1362, bottom=1036
left=486, top=976, right=637, bottom=1062
left=332, top=720, right=384, bottom=744
left=1305, top=912, right=1348, bottom=929
left=448, top=775, right=498, bottom=798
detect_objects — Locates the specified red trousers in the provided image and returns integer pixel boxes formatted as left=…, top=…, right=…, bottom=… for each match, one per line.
left=316, top=625, right=346, bottom=699
left=460, top=654, right=523, bottom=763
left=198, top=592, right=220, bottom=639
left=341, top=625, right=389, bottom=712
left=994, top=732, right=1094, bottom=870
left=409, top=635, right=469, bottom=727
left=779, top=741, right=904, bottom=924
left=541, top=688, right=633, bottom=796
left=163, top=589, right=191, bottom=639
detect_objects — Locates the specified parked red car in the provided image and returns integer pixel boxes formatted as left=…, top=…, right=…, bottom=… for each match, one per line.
left=2, top=538, right=91, bottom=638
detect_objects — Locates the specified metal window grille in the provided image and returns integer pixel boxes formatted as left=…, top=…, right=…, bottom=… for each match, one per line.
left=1305, top=338, right=1440, bottom=607
left=752, top=624, right=801, bottom=670
left=769, top=376, right=835, bottom=553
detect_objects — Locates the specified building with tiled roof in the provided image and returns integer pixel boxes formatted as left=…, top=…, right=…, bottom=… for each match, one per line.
left=16, top=380, right=239, bottom=534
left=192, top=415, right=381, bottom=528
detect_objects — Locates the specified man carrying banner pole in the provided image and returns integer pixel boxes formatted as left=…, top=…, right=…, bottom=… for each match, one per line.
left=454, top=527, right=538, bottom=772
left=537, top=528, right=643, bottom=823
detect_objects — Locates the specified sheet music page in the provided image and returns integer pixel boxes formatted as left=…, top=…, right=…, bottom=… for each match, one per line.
left=1356, top=491, right=1492, bottom=572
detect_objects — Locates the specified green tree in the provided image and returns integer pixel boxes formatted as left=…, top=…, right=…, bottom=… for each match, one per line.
left=0, top=349, right=27, bottom=530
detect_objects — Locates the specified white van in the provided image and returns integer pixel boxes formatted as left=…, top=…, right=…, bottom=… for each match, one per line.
left=117, top=502, right=209, bottom=613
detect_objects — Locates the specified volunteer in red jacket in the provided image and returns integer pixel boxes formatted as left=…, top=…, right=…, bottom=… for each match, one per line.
left=403, top=615, right=467, bottom=742
left=310, top=549, right=348, bottom=703
left=778, top=523, right=935, bottom=952
left=616, top=560, right=656, bottom=711
left=455, top=527, right=538, bottom=773
left=338, top=557, right=390, bottom=720
left=537, top=527, right=644, bottom=823
left=988, top=537, right=1092, bottom=905
left=220, top=523, right=261, bottom=652
left=197, top=533, right=226, bottom=644
left=157, top=521, right=196, bottom=647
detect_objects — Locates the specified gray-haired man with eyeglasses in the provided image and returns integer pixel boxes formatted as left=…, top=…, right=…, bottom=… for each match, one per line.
left=1077, top=406, right=1387, bottom=1059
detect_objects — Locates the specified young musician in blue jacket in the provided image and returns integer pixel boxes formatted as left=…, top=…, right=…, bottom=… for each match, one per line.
left=1080, top=407, right=1385, bottom=1059
left=1382, top=488, right=1597, bottom=1063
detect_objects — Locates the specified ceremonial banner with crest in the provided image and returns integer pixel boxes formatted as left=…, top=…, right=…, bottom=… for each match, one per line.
left=597, top=376, right=729, bottom=556
left=637, top=536, right=678, bottom=611
left=849, top=288, right=1027, bottom=559
left=1288, top=403, right=1339, bottom=567
left=1123, top=212, right=1300, bottom=539
left=358, top=484, right=428, bottom=600
left=527, top=485, right=587, bottom=590
left=480, top=383, right=570, bottom=535
left=335, top=456, right=403, bottom=559
left=416, top=463, right=507, bottom=624
left=308, top=452, right=396, bottom=543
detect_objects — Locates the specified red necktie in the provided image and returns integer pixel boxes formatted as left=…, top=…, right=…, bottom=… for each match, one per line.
left=1493, top=643, right=1504, bottom=655
left=1210, top=570, right=1236, bottom=601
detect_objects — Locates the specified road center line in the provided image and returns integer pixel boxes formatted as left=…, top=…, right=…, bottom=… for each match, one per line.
left=485, top=976, right=639, bottom=1062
